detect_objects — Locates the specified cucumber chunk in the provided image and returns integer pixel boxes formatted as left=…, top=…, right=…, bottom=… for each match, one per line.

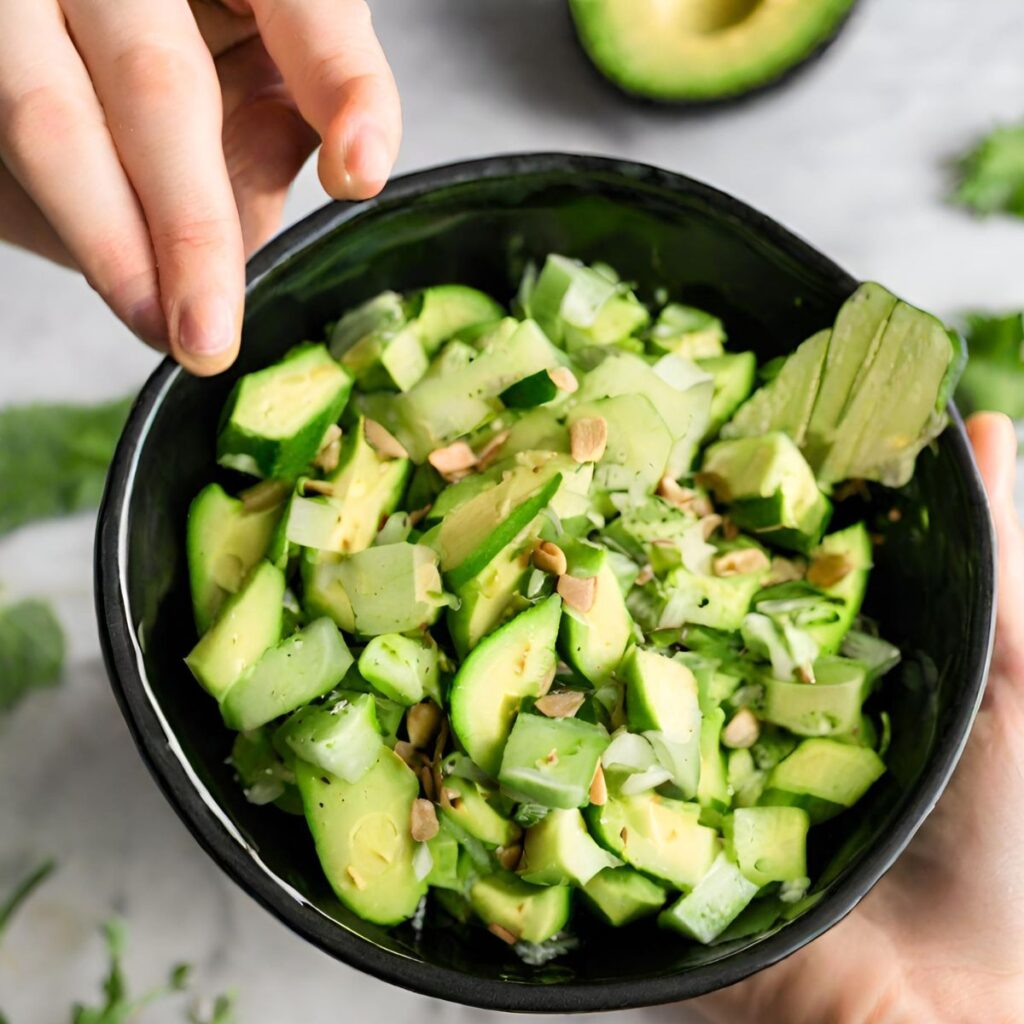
left=220, top=617, right=353, bottom=731
left=659, top=853, right=759, bottom=944
left=759, top=655, right=871, bottom=737
left=218, top=344, right=352, bottom=479
left=358, top=633, right=440, bottom=706
left=730, top=806, right=810, bottom=886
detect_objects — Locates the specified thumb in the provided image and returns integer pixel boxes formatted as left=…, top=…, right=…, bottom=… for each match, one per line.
left=966, top=412, right=1024, bottom=678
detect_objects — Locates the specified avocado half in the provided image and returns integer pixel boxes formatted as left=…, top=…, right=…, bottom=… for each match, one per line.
left=569, top=0, right=858, bottom=104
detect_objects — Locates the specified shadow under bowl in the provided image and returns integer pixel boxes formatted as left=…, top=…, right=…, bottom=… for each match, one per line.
left=95, top=153, right=994, bottom=1013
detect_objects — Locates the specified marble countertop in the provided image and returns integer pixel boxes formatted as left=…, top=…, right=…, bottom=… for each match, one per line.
left=3, top=1, right=1023, bottom=1020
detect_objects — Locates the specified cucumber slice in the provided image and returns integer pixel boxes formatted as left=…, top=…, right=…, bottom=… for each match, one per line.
left=500, top=369, right=560, bottom=409
left=220, top=617, right=353, bottom=731
left=449, top=594, right=562, bottom=776
left=217, top=344, right=353, bottom=479
left=297, top=749, right=426, bottom=925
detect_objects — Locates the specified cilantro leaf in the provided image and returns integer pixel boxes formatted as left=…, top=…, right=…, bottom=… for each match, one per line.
left=953, top=124, right=1024, bottom=217
left=0, top=396, right=132, bottom=537
left=955, top=312, right=1024, bottom=419
left=0, top=859, right=55, bottom=941
left=188, top=993, right=237, bottom=1024
left=0, top=598, right=65, bottom=712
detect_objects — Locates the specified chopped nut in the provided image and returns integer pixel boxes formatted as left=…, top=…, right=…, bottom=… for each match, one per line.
left=240, top=479, right=289, bottom=512
left=887, top=507, right=903, bottom=523
left=721, top=708, right=761, bottom=749
left=496, top=844, right=523, bottom=871
left=408, top=504, right=432, bottom=527
left=301, top=478, right=336, bottom=497
left=796, top=664, right=816, bottom=685
left=807, top=552, right=855, bottom=589
left=433, top=717, right=450, bottom=765
left=833, top=479, right=870, bottom=503
left=488, top=923, right=519, bottom=945
left=419, top=764, right=436, bottom=801
left=347, top=866, right=367, bottom=890
left=547, top=366, right=579, bottom=393
left=557, top=573, right=598, bottom=613
left=428, top=440, right=478, bottom=481
left=410, top=798, right=440, bottom=842
left=699, top=513, right=724, bottom=541
left=589, top=764, right=607, bottom=806
left=535, top=690, right=586, bottom=718
left=407, top=701, right=442, bottom=749
left=569, top=416, right=608, bottom=463
left=394, top=740, right=423, bottom=771
left=476, top=429, right=511, bottom=470
left=721, top=516, right=740, bottom=540
left=713, top=548, right=771, bottom=577
left=364, top=419, right=409, bottom=459
left=634, top=564, right=655, bottom=586
left=657, top=476, right=713, bottom=517
left=766, top=556, right=805, bottom=586
left=313, top=424, right=343, bottom=473
left=532, top=540, right=568, bottom=577
left=870, top=532, right=885, bottom=547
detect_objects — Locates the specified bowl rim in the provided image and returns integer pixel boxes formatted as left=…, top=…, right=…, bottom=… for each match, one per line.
left=95, top=151, right=995, bottom=1013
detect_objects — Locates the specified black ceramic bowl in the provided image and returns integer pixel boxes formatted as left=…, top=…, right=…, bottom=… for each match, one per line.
left=95, top=154, right=995, bottom=1013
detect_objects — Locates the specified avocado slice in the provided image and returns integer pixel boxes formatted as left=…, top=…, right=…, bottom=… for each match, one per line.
left=217, top=343, right=353, bottom=479
left=519, top=808, right=621, bottom=886
left=581, top=867, right=667, bottom=927
left=469, top=872, right=572, bottom=944
left=697, top=352, right=758, bottom=441
left=441, top=775, right=521, bottom=848
left=569, top=0, right=857, bottom=103
left=296, top=749, right=426, bottom=925
left=729, top=806, right=809, bottom=887
left=658, top=853, right=759, bottom=944
left=186, top=483, right=283, bottom=634
left=697, top=706, right=730, bottom=810
left=449, top=594, right=562, bottom=776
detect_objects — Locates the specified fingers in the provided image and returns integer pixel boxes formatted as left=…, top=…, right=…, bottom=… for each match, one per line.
left=247, top=0, right=401, bottom=199
left=0, top=158, right=75, bottom=268
left=217, top=38, right=319, bottom=254
left=966, top=412, right=1024, bottom=677
left=0, top=0, right=165, bottom=347
left=60, top=0, right=245, bottom=375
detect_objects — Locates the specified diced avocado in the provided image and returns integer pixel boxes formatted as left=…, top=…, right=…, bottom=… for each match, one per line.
left=559, top=556, right=633, bottom=685
left=658, top=853, right=759, bottom=945
left=698, top=352, right=758, bottom=440
left=621, top=648, right=702, bottom=798
left=581, top=867, right=667, bottom=926
left=185, top=561, right=284, bottom=699
left=229, top=728, right=301, bottom=813
left=648, top=303, right=725, bottom=358
left=386, top=319, right=564, bottom=459
left=761, top=737, right=886, bottom=821
left=723, top=328, right=830, bottom=447
left=217, top=344, right=352, bottom=479
left=805, top=523, right=872, bottom=654
left=297, top=749, right=426, bottom=925
left=410, top=285, right=505, bottom=357
left=449, top=594, right=562, bottom=776
left=425, top=829, right=462, bottom=890
left=569, top=395, right=672, bottom=496
left=760, top=655, right=871, bottom=737
left=186, top=483, right=283, bottom=633
left=816, top=298, right=956, bottom=487
left=441, top=775, right=521, bottom=848
left=358, top=633, right=440, bottom=706
left=585, top=784, right=720, bottom=889
left=701, top=433, right=831, bottom=554
left=469, top=872, right=571, bottom=944
left=303, top=542, right=446, bottom=637
left=697, top=706, right=730, bottom=810
left=498, top=713, right=610, bottom=809
left=569, top=0, right=857, bottom=103
left=220, top=618, right=353, bottom=732
left=730, top=806, right=809, bottom=886
left=277, top=691, right=382, bottom=783
left=448, top=517, right=540, bottom=658
left=524, top=254, right=649, bottom=352
left=519, top=808, right=621, bottom=886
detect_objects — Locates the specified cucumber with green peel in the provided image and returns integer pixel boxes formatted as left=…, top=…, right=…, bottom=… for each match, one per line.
left=659, top=853, right=759, bottom=944
left=698, top=352, right=759, bottom=441
left=729, top=806, right=810, bottom=886
left=440, top=775, right=521, bottom=848
left=358, top=633, right=440, bottom=706
left=217, top=343, right=353, bottom=479
left=697, top=706, right=730, bottom=810
left=500, top=369, right=561, bottom=408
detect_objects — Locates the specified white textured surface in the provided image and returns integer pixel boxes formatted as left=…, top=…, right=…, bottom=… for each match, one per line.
left=1, top=1, right=1022, bottom=1019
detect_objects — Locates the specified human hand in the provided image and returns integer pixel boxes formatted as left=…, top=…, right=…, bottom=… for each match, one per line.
left=0, top=0, right=400, bottom=375
left=698, top=411, right=1024, bottom=1024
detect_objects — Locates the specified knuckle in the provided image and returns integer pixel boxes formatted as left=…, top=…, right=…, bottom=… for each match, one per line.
left=152, top=214, right=236, bottom=263
left=113, top=42, right=204, bottom=103
left=0, top=82, right=97, bottom=158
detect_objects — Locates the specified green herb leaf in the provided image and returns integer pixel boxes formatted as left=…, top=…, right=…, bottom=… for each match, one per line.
left=188, top=993, right=237, bottom=1024
left=955, top=312, right=1024, bottom=419
left=953, top=124, right=1024, bottom=217
left=0, top=396, right=132, bottom=537
left=0, top=599, right=65, bottom=713
left=0, top=859, right=55, bottom=940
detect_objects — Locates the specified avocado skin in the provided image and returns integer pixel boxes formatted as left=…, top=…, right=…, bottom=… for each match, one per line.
left=568, top=0, right=861, bottom=108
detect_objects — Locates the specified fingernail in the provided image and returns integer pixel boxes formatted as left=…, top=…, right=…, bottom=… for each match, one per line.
left=177, top=294, right=237, bottom=359
left=128, top=296, right=169, bottom=350
left=345, top=125, right=392, bottom=196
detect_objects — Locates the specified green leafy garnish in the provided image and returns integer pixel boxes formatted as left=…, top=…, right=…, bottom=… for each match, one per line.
left=0, top=859, right=55, bottom=940
left=187, top=993, right=237, bottom=1024
left=955, top=312, right=1024, bottom=419
left=953, top=124, right=1024, bottom=217
left=0, top=598, right=65, bottom=712
left=0, top=396, right=132, bottom=537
